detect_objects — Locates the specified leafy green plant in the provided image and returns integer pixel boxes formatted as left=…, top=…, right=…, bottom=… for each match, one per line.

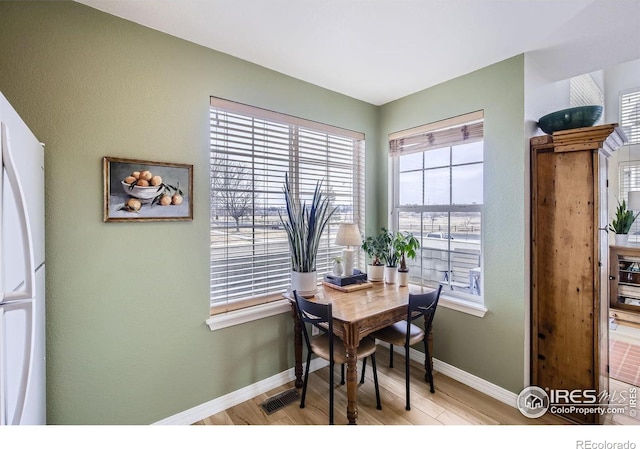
left=362, top=229, right=387, bottom=266
left=609, top=198, right=639, bottom=234
left=363, top=228, right=420, bottom=269
left=279, top=173, right=337, bottom=272
left=380, top=227, right=400, bottom=268
left=395, top=231, right=420, bottom=271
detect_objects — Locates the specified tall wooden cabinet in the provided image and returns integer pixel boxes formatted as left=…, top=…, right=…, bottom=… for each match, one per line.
left=530, top=124, right=625, bottom=424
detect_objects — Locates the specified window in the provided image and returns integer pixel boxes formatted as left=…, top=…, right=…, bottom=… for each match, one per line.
left=389, top=111, right=483, bottom=305
left=620, top=88, right=640, bottom=145
left=619, top=160, right=640, bottom=238
left=570, top=73, right=604, bottom=110
left=209, top=97, right=365, bottom=315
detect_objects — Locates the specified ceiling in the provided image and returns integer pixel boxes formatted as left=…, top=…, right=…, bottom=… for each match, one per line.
left=74, top=0, right=640, bottom=105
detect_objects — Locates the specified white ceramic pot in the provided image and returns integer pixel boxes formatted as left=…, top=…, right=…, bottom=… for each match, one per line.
left=291, top=271, right=318, bottom=298
left=615, top=233, right=628, bottom=246
left=384, top=266, right=397, bottom=284
left=398, top=270, right=409, bottom=287
left=367, top=264, right=384, bottom=282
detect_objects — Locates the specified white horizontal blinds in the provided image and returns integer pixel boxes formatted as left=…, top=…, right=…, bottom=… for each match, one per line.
left=389, top=110, right=484, bottom=157
left=570, top=74, right=604, bottom=110
left=620, top=89, right=640, bottom=145
left=210, top=97, right=365, bottom=311
left=296, top=127, right=363, bottom=277
left=210, top=110, right=292, bottom=306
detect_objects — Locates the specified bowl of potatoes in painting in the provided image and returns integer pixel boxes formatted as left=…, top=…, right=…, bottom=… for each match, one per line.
left=121, top=169, right=165, bottom=202
left=120, top=169, right=185, bottom=209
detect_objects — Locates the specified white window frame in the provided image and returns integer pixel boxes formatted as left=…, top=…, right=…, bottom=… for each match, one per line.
left=618, top=159, right=640, bottom=238
left=389, top=111, right=486, bottom=317
left=207, top=97, right=365, bottom=330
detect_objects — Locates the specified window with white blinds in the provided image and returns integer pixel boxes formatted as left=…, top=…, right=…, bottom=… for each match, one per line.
left=619, top=160, right=640, bottom=236
left=210, top=97, right=365, bottom=313
left=620, top=89, right=640, bottom=145
left=389, top=111, right=484, bottom=305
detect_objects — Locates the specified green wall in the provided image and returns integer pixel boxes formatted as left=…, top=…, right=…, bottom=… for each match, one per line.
left=0, top=1, right=529, bottom=424
left=378, top=55, right=527, bottom=393
left=0, top=1, right=378, bottom=424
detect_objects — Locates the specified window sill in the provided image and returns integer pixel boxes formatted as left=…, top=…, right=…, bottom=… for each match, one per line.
left=205, top=288, right=486, bottom=331
left=438, top=293, right=487, bottom=318
left=206, top=298, right=291, bottom=331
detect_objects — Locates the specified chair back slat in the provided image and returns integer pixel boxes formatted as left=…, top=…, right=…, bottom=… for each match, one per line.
left=405, top=285, right=442, bottom=338
left=293, top=290, right=334, bottom=353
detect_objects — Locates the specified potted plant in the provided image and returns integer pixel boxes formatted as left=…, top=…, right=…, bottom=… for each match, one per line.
left=381, top=227, right=400, bottom=284
left=396, top=231, right=420, bottom=287
left=279, top=173, right=337, bottom=297
left=609, top=198, right=639, bottom=246
left=332, top=256, right=344, bottom=276
left=362, top=229, right=386, bottom=282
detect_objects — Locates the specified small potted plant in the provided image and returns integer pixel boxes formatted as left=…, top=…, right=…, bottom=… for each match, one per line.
left=381, top=227, right=400, bottom=284
left=362, top=229, right=386, bottom=282
left=609, top=198, right=639, bottom=246
left=332, top=256, right=344, bottom=276
left=396, top=231, right=420, bottom=287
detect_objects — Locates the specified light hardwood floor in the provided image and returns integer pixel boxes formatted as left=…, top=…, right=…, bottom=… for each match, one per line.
left=605, top=323, right=640, bottom=425
left=195, top=327, right=639, bottom=427
left=195, top=346, right=569, bottom=426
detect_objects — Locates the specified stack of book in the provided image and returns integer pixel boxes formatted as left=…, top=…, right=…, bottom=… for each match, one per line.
left=323, top=269, right=367, bottom=287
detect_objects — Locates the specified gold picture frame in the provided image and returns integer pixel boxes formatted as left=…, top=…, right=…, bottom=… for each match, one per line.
left=103, top=156, right=193, bottom=222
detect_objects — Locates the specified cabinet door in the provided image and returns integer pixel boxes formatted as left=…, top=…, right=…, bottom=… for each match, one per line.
left=532, top=148, right=597, bottom=423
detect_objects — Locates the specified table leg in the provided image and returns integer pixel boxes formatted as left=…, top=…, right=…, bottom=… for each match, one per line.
left=342, top=323, right=361, bottom=424
left=290, top=301, right=303, bottom=389
left=344, top=342, right=358, bottom=424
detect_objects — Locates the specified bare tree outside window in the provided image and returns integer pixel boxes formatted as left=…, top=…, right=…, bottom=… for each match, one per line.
left=210, top=156, right=255, bottom=232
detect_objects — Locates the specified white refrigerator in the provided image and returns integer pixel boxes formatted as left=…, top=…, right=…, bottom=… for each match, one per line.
left=0, top=92, right=45, bottom=425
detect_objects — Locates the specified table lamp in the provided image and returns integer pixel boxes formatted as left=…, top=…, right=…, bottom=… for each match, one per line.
left=335, top=223, right=361, bottom=277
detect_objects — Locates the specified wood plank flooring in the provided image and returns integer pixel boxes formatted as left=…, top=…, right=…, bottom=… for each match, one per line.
left=194, top=346, right=568, bottom=426
left=602, top=378, right=640, bottom=425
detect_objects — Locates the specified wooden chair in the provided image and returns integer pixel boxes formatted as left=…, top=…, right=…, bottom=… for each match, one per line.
left=366, top=285, right=442, bottom=410
left=293, top=290, right=381, bottom=424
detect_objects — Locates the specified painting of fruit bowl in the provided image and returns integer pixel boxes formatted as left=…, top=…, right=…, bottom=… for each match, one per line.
left=103, top=156, right=193, bottom=222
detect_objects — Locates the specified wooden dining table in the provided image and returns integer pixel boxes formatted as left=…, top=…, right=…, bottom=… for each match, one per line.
left=286, top=280, right=434, bottom=425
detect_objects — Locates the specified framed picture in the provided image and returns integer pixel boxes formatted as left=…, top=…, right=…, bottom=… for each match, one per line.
left=103, top=156, right=193, bottom=222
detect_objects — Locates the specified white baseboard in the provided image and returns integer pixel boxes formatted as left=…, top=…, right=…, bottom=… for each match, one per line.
left=153, top=357, right=328, bottom=425
left=154, top=346, right=517, bottom=424
left=432, top=356, right=517, bottom=408
left=380, top=342, right=518, bottom=408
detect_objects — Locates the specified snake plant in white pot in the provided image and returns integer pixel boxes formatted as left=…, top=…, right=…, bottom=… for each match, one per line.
left=609, top=198, right=639, bottom=246
left=280, top=173, right=337, bottom=297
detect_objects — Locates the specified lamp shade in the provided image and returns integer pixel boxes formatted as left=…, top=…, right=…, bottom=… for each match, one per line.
left=629, top=191, right=640, bottom=211
left=335, top=223, right=361, bottom=246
